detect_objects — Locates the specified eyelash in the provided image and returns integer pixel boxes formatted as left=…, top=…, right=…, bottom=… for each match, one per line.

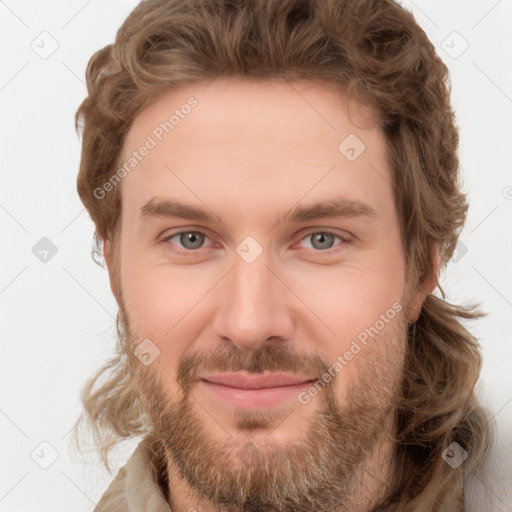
left=161, top=229, right=350, bottom=256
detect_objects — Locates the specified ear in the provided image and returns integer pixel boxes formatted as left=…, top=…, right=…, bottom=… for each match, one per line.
left=407, top=247, right=441, bottom=323
left=103, top=237, right=120, bottom=304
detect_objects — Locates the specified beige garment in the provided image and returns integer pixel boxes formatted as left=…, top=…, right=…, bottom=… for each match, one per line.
left=94, top=436, right=171, bottom=512
left=94, top=436, right=464, bottom=512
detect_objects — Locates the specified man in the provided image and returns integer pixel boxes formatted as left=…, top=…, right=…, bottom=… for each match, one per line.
left=73, top=0, right=493, bottom=510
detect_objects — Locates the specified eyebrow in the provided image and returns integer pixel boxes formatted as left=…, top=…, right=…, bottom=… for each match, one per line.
left=139, top=196, right=377, bottom=225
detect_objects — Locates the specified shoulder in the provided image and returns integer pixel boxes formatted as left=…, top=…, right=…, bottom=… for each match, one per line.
left=94, top=437, right=172, bottom=512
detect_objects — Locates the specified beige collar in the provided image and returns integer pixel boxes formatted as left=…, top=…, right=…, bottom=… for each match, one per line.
left=94, top=436, right=171, bottom=512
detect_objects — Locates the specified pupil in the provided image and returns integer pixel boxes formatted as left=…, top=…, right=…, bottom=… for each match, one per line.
left=314, top=233, right=332, bottom=250
left=181, top=232, right=202, bottom=249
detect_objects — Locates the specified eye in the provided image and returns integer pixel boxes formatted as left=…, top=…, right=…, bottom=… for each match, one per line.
left=163, top=230, right=212, bottom=253
left=297, top=231, right=347, bottom=252
left=162, top=229, right=349, bottom=255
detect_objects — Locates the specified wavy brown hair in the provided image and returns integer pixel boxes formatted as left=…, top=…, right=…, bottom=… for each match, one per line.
left=72, top=0, right=494, bottom=509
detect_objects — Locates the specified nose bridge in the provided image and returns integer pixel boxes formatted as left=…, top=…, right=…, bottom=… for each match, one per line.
left=213, top=245, right=292, bottom=349
left=233, top=250, right=271, bottom=311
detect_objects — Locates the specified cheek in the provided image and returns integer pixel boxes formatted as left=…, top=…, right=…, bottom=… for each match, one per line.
left=317, top=288, right=406, bottom=407
left=286, top=257, right=405, bottom=347
left=120, top=254, right=215, bottom=376
left=284, top=244, right=406, bottom=389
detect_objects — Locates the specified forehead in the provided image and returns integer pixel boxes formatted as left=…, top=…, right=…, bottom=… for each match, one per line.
left=119, top=78, right=393, bottom=221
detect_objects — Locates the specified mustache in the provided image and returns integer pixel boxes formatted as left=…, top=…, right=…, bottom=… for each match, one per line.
left=176, top=343, right=331, bottom=393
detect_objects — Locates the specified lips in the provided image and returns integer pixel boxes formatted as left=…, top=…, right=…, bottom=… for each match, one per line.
left=200, top=372, right=315, bottom=390
left=198, top=372, right=318, bottom=410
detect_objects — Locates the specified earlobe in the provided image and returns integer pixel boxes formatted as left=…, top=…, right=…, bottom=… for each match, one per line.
left=103, top=238, right=120, bottom=303
left=407, top=247, right=441, bottom=323
left=103, top=238, right=112, bottom=267
left=407, top=278, right=435, bottom=323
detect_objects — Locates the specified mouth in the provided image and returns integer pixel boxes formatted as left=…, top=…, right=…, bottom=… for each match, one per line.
left=198, top=372, right=317, bottom=409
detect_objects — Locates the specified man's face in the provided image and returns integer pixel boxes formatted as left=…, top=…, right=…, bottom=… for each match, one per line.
left=107, top=78, right=419, bottom=511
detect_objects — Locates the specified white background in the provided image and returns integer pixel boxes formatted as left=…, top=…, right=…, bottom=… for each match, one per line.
left=1, top=0, right=511, bottom=510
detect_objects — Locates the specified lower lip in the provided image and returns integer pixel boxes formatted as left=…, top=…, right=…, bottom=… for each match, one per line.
left=200, top=379, right=315, bottom=409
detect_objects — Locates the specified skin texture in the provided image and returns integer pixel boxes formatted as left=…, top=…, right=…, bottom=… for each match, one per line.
left=104, top=78, right=434, bottom=512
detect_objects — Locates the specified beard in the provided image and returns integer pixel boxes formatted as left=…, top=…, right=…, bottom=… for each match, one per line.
left=122, top=303, right=408, bottom=512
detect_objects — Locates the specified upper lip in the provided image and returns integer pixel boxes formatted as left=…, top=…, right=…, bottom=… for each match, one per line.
left=200, top=372, right=316, bottom=390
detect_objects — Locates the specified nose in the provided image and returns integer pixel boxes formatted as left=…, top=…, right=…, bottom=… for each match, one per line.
left=212, top=248, right=294, bottom=351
